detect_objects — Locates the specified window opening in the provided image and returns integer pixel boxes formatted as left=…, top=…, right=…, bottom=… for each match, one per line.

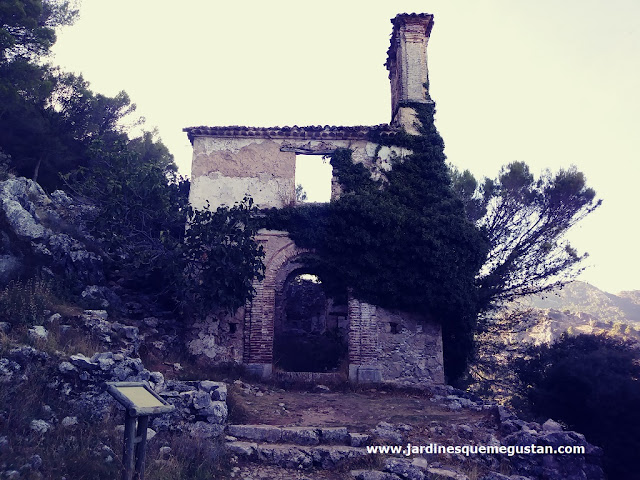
left=295, top=154, right=332, bottom=203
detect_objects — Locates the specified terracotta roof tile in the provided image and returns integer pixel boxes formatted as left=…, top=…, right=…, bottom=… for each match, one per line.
left=183, top=124, right=400, bottom=143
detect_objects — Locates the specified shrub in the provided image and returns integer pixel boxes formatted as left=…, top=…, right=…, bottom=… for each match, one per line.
left=516, top=333, right=640, bottom=479
left=0, top=275, right=56, bottom=325
left=66, top=140, right=265, bottom=317
left=180, top=197, right=265, bottom=316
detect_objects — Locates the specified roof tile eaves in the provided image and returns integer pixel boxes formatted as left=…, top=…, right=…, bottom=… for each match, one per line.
left=183, top=124, right=399, bottom=140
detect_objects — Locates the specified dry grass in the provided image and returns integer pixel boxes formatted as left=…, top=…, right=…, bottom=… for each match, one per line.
left=1, top=327, right=229, bottom=480
left=0, top=276, right=57, bottom=326
left=143, top=435, right=229, bottom=480
left=0, top=357, right=121, bottom=479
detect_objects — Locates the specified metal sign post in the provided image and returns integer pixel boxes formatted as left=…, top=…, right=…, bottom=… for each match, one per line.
left=107, top=381, right=175, bottom=480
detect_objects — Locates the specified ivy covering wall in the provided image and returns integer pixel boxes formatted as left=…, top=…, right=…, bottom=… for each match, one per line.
left=262, top=103, right=488, bottom=379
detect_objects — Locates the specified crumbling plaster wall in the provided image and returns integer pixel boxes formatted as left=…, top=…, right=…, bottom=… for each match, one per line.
left=189, top=135, right=409, bottom=210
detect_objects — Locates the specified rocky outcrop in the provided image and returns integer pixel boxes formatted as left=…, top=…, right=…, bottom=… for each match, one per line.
left=0, top=176, right=104, bottom=287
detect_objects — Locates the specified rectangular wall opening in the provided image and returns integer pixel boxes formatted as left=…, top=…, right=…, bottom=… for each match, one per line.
left=295, top=154, right=332, bottom=203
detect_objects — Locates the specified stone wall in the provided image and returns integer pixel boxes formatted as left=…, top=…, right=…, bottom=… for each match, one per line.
left=186, top=308, right=245, bottom=363
left=375, top=307, right=444, bottom=384
left=185, top=228, right=445, bottom=385
left=347, top=298, right=444, bottom=385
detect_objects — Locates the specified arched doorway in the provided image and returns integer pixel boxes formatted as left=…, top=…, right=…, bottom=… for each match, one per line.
left=273, top=272, right=348, bottom=372
left=243, top=234, right=351, bottom=377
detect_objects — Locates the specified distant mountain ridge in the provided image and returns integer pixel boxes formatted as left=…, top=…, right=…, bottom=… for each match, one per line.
left=506, top=281, right=640, bottom=345
left=516, top=281, right=640, bottom=325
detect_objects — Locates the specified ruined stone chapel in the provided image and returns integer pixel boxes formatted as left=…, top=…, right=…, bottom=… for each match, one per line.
left=183, top=14, right=445, bottom=384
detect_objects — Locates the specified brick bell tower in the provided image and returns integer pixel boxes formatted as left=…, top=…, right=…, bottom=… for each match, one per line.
left=386, top=13, right=435, bottom=134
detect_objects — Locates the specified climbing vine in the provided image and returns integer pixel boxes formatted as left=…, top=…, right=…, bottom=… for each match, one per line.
left=261, top=103, right=488, bottom=379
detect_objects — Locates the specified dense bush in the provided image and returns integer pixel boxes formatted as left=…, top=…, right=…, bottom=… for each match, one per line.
left=516, top=333, right=640, bottom=480
left=181, top=197, right=265, bottom=316
left=66, top=140, right=265, bottom=315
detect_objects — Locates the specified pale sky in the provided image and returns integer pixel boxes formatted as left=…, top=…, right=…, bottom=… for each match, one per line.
left=50, top=0, right=640, bottom=294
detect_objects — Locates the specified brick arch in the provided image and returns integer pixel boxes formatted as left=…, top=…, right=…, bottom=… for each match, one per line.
left=243, top=239, right=312, bottom=367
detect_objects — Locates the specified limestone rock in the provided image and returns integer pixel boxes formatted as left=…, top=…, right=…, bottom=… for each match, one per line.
left=228, top=424, right=282, bottom=443
left=350, top=432, right=370, bottom=447
left=281, top=427, right=320, bottom=446
left=80, top=285, right=120, bottom=310
left=351, top=470, right=403, bottom=480
left=427, top=467, right=469, bottom=480
left=200, top=380, right=227, bottom=401
left=69, top=353, right=99, bottom=371
left=192, top=390, right=212, bottom=410
left=373, top=422, right=403, bottom=444
left=30, top=419, right=52, bottom=434
left=320, top=426, right=349, bottom=444
left=203, top=401, right=228, bottom=423
left=384, top=458, right=426, bottom=480
left=188, top=421, right=224, bottom=438
left=28, top=325, right=48, bottom=341
left=0, top=358, right=21, bottom=383
left=58, top=361, right=77, bottom=374
left=542, top=419, right=564, bottom=432
left=227, top=441, right=258, bottom=458
left=1, top=198, right=47, bottom=239
left=158, top=445, right=172, bottom=459
left=61, top=416, right=78, bottom=428
left=311, top=445, right=367, bottom=469
left=257, top=444, right=313, bottom=469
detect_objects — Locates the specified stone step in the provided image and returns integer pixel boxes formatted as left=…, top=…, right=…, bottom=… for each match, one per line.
left=227, top=424, right=370, bottom=447
left=350, top=458, right=471, bottom=480
left=227, top=441, right=369, bottom=470
left=272, top=370, right=346, bottom=385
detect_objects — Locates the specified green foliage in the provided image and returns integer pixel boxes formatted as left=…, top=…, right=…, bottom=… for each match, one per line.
left=516, top=333, right=640, bottom=479
left=65, top=137, right=265, bottom=316
left=451, top=162, right=601, bottom=311
left=51, top=71, right=139, bottom=148
left=0, top=0, right=77, bottom=63
left=295, top=184, right=307, bottom=202
left=263, top=103, right=488, bottom=380
left=182, top=197, right=265, bottom=316
left=64, top=136, right=188, bottom=273
left=0, top=147, right=12, bottom=180
left=464, top=308, right=540, bottom=405
left=143, top=435, right=228, bottom=480
left=0, top=2, right=145, bottom=190
left=0, top=275, right=56, bottom=325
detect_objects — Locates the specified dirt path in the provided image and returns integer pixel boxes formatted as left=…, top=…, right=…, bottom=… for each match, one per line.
left=230, top=382, right=494, bottom=436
